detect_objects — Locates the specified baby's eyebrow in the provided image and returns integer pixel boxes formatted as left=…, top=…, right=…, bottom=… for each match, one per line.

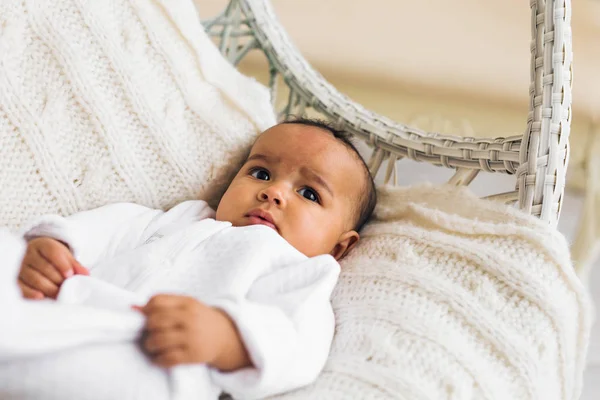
left=246, top=153, right=280, bottom=164
left=247, top=153, right=333, bottom=197
left=301, top=167, right=333, bottom=197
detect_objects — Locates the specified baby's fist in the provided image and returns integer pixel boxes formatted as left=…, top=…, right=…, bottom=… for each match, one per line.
left=139, top=295, right=232, bottom=368
left=18, top=237, right=88, bottom=300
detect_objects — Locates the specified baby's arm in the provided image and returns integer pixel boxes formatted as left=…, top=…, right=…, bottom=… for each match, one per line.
left=17, top=203, right=162, bottom=299
left=21, top=200, right=214, bottom=269
left=137, top=255, right=339, bottom=398
left=18, top=201, right=214, bottom=299
left=208, top=254, right=341, bottom=399
left=22, top=203, right=163, bottom=268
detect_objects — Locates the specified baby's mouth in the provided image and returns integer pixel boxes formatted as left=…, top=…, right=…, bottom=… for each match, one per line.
left=245, top=210, right=278, bottom=232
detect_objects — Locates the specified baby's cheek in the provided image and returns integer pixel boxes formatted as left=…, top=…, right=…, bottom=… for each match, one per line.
left=286, top=214, right=316, bottom=251
left=307, top=213, right=338, bottom=251
left=216, top=187, right=242, bottom=221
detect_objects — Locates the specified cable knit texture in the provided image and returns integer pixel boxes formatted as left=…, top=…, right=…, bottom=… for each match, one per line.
left=271, top=184, right=591, bottom=400
left=0, top=0, right=276, bottom=231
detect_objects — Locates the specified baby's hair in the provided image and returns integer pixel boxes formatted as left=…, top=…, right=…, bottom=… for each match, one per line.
left=281, top=117, right=377, bottom=232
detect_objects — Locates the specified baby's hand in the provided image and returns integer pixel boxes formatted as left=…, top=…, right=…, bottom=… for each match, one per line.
left=139, top=295, right=250, bottom=370
left=18, top=237, right=89, bottom=300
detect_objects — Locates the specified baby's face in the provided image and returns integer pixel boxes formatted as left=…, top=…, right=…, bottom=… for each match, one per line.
left=216, top=123, right=364, bottom=260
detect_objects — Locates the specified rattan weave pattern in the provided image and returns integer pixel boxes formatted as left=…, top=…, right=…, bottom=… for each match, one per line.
left=203, top=0, right=572, bottom=225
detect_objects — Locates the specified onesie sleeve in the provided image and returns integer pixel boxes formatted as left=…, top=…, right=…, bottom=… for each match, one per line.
left=21, top=201, right=215, bottom=268
left=208, top=254, right=340, bottom=399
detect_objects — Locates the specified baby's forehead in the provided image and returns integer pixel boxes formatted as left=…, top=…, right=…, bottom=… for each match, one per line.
left=253, top=124, right=354, bottom=158
left=251, top=131, right=361, bottom=175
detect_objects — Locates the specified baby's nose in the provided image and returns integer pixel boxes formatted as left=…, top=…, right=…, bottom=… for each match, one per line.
left=260, top=192, right=280, bottom=205
left=259, top=185, right=285, bottom=206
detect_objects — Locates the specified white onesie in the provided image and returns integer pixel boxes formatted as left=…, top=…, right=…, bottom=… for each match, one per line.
left=0, top=201, right=340, bottom=400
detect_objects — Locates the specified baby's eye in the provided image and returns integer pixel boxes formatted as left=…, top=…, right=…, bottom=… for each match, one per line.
left=250, top=168, right=270, bottom=181
left=298, top=187, right=320, bottom=203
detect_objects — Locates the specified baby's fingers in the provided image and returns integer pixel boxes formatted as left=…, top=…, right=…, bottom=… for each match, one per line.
left=36, top=240, right=74, bottom=279
left=25, top=253, right=64, bottom=285
left=72, top=260, right=89, bottom=276
left=18, top=280, right=44, bottom=300
left=143, top=331, right=185, bottom=355
left=145, top=312, right=184, bottom=332
left=151, top=348, right=188, bottom=368
left=19, top=267, right=59, bottom=299
left=142, top=294, right=201, bottom=315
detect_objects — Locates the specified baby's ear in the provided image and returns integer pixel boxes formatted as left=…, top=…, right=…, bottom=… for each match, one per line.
left=330, top=230, right=360, bottom=261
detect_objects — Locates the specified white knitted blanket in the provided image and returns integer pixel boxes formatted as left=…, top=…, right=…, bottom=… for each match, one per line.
left=271, top=184, right=591, bottom=400
left=0, top=0, right=276, bottom=231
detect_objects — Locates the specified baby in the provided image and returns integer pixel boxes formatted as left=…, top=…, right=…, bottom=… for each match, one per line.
left=2, top=118, right=376, bottom=400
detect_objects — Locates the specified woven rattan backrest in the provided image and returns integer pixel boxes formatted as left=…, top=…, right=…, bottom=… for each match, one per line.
left=203, top=0, right=572, bottom=225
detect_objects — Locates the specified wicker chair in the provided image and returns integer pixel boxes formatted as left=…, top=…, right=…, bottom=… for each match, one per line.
left=203, top=0, right=572, bottom=227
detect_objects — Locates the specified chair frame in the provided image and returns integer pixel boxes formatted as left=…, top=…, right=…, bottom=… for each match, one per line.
left=203, top=0, right=573, bottom=226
